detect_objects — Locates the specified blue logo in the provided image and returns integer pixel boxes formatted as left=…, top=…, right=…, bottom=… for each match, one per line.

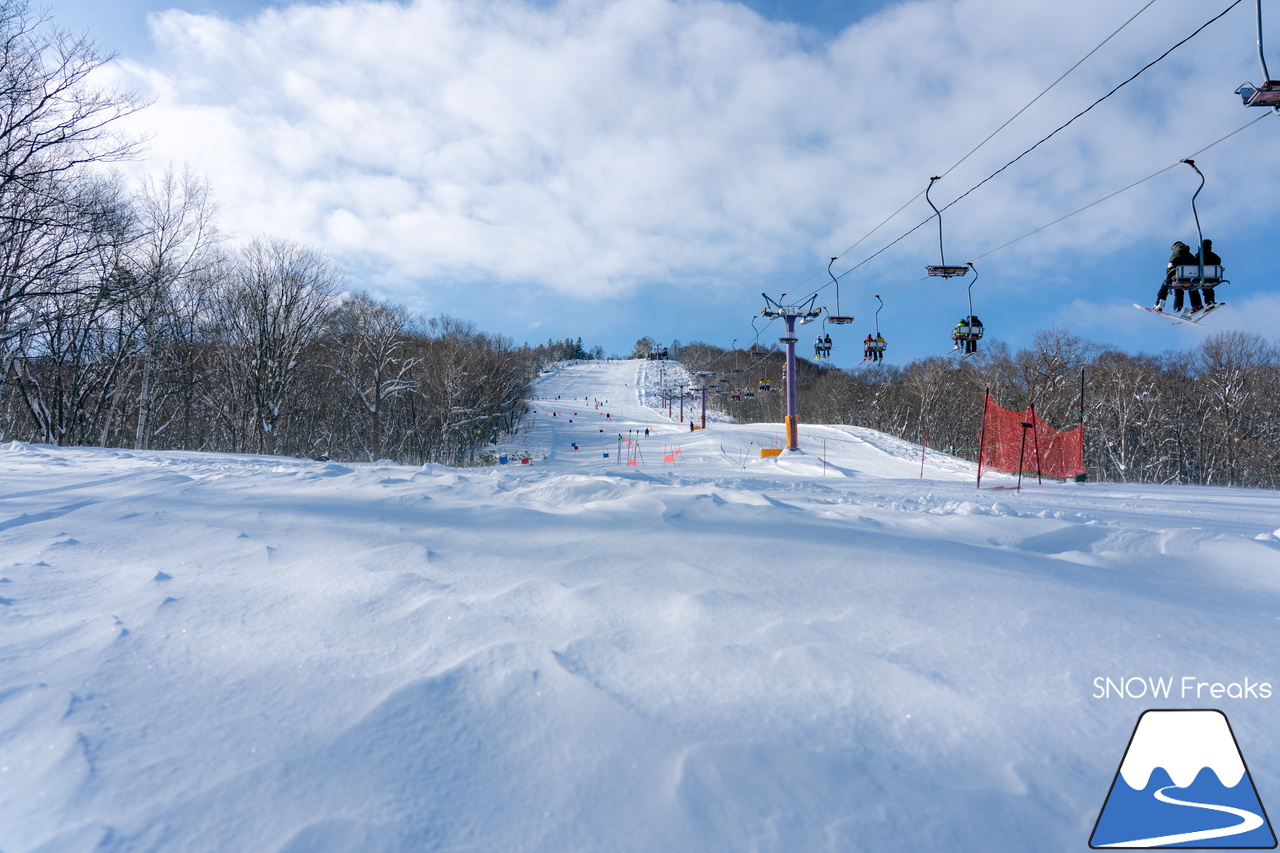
left=1091, top=710, right=1276, bottom=848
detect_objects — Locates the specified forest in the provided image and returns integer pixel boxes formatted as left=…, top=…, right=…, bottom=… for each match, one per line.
left=0, top=1, right=565, bottom=465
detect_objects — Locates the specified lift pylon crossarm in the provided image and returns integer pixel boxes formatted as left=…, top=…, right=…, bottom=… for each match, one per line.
left=761, top=292, right=822, bottom=322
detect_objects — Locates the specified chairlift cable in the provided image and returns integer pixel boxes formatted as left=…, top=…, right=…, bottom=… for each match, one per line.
left=936, top=0, right=1162, bottom=183
left=967, top=112, right=1271, bottom=263
left=939, top=0, right=1246, bottom=216
left=796, top=0, right=1245, bottom=308
left=798, top=0, right=1168, bottom=293
left=742, top=111, right=1267, bottom=359
left=719, top=1, right=1263, bottom=362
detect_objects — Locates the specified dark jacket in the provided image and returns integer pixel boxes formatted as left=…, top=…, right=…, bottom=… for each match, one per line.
left=1166, top=242, right=1197, bottom=281
left=1199, top=239, right=1222, bottom=266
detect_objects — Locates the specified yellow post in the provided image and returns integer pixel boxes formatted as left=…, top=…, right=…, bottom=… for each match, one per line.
left=785, top=415, right=798, bottom=450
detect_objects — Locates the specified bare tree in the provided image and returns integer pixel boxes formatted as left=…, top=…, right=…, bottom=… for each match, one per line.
left=206, top=238, right=339, bottom=455
left=124, top=165, right=222, bottom=449
left=0, top=0, right=146, bottom=392
left=324, top=292, right=419, bottom=461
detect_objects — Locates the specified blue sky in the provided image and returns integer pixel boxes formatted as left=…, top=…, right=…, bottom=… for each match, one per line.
left=47, top=0, right=1280, bottom=367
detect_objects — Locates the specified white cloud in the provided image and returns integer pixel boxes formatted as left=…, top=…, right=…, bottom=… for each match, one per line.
left=102, top=0, right=1280, bottom=319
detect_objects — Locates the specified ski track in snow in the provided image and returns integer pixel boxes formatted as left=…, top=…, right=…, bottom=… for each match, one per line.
left=1, top=359, right=1279, bottom=852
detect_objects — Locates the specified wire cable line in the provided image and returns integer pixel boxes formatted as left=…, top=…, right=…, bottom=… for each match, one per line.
left=806, top=0, right=1245, bottom=306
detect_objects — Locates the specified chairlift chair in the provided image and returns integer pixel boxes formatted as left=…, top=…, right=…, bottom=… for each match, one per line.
left=749, top=318, right=771, bottom=357
left=867, top=295, right=887, bottom=360
left=924, top=176, right=970, bottom=278
left=949, top=263, right=983, bottom=353
left=1238, top=81, right=1280, bottom=106
left=1176, top=159, right=1231, bottom=292
left=1238, top=0, right=1280, bottom=110
left=825, top=258, right=855, bottom=324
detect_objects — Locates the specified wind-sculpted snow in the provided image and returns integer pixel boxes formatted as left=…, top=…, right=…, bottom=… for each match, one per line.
left=2, top=361, right=1279, bottom=852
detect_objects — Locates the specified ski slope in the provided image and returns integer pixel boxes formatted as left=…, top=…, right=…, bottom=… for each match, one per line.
left=3, top=359, right=1279, bottom=852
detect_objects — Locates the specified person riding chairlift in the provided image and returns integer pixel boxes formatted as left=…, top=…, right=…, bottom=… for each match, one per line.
left=1154, top=241, right=1202, bottom=314
left=1199, top=238, right=1222, bottom=307
left=953, top=316, right=982, bottom=355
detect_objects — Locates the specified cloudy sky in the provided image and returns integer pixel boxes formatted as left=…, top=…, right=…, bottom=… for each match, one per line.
left=46, top=0, right=1280, bottom=367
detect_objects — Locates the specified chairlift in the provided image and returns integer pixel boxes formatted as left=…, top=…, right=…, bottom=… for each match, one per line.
left=863, top=295, right=887, bottom=363
left=758, top=379, right=772, bottom=392
left=1171, top=160, right=1230, bottom=291
left=1237, top=0, right=1280, bottom=110
left=749, top=318, right=770, bottom=357
left=950, top=263, right=984, bottom=355
left=826, top=257, right=855, bottom=324
left=813, top=330, right=833, bottom=359
left=925, top=176, right=970, bottom=278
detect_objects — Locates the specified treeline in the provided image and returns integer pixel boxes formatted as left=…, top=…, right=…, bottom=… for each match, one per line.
left=0, top=216, right=545, bottom=463
left=0, top=1, right=567, bottom=464
left=677, top=329, right=1280, bottom=489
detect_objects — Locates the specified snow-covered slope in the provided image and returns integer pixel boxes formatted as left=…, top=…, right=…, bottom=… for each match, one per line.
left=3, top=359, right=1279, bottom=852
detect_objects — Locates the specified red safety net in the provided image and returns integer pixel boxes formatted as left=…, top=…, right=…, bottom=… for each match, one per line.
left=978, top=392, right=1086, bottom=482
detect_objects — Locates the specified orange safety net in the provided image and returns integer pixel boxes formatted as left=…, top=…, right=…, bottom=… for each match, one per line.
left=978, top=392, right=1085, bottom=481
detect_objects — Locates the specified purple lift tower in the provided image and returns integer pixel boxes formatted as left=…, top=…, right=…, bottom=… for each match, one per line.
left=696, top=371, right=713, bottom=430
left=761, top=293, right=821, bottom=451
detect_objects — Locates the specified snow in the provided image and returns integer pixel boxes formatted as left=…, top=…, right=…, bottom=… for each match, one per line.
left=3, top=359, right=1279, bottom=852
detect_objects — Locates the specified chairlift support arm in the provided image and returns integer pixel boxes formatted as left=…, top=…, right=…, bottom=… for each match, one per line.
left=967, top=262, right=978, bottom=318
left=1181, top=158, right=1218, bottom=282
left=1257, top=0, right=1272, bottom=82
left=924, top=176, right=970, bottom=278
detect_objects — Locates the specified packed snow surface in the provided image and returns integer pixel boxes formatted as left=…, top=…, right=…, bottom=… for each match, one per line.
left=3, top=359, right=1279, bottom=852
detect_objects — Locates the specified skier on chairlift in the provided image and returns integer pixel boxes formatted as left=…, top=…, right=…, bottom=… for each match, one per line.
left=1199, top=238, right=1222, bottom=307
left=1153, top=241, right=1201, bottom=314
left=953, top=316, right=983, bottom=355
